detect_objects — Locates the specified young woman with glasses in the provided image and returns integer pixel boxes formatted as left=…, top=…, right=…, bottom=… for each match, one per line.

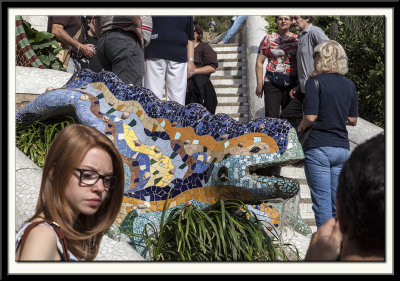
left=16, top=124, right=124, bottom=261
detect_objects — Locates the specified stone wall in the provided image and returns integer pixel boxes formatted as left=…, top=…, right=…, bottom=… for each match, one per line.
left=21, top=16, right=48, bottom=32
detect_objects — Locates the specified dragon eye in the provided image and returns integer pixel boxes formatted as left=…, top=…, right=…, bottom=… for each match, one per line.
left=250, top=147, right=260, bottom=153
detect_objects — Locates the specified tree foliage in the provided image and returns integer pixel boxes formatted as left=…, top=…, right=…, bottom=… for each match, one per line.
left=194, top=16, right=233, bottom=34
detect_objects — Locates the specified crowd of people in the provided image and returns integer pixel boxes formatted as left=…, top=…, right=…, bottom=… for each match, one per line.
left=16, top=15, right=384, bottom=262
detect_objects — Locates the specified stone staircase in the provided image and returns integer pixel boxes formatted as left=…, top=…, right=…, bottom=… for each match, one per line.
left=211, top=43, right=249, bottom=123
left=211, top=42, right=317, bottom=232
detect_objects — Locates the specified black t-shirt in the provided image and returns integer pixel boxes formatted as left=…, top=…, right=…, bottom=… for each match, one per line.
left=144, top=16, right=194, bottom=63
left=303, top=73, right=358, bottom=150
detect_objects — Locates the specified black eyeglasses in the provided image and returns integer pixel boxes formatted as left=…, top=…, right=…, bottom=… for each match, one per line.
left=75, top=168, right=118, bottom=190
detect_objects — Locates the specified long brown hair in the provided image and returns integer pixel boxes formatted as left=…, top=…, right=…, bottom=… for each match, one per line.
left=30, top=124, right=124, bottom=260
left=193, top=21, right=203, bottom=42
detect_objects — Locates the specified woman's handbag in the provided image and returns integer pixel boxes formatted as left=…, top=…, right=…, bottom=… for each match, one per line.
left=300, top=77, right=320, bottom=149
left=292, top=77, right=320, bottom=167
left=17, top=220, right=71, bottom=261
left=265, top=71, right=297, bottom=89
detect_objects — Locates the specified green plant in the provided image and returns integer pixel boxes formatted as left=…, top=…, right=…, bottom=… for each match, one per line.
left=124, top=191, right=300, bottom=261
left=22, top=19, right=65, bottom=71
left=16, top=116, right=77, bottom=168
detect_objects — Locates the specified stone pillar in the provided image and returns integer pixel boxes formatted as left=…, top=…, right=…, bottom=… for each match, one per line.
left=246, top=16, right=269, bottom=120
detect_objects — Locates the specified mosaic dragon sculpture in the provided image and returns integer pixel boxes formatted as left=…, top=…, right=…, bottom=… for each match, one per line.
left=16, top=69, right=306, bottom=257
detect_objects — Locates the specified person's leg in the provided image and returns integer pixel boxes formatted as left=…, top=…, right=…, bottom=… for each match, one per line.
left=280, top=93, right=304, bottom=129
left=222, top=16, right=248, bottom=43
left=97, top=33, right=112, bottom=71
left=326, top=147, right=350, bottom=218
left=304, top=147, right=333, bottom=228
left=165, top=60, right=187, bottom=105
left=143, top=58, right=167, bottom=100
left=263, top=82, right=283, bottom=118
left=97, top=31, right=144, bottom=85
left=280, top=88, right=291, bottom=117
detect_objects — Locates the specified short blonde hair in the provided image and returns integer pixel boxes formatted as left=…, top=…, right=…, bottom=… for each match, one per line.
left=314, top=40, right=348, bottom=75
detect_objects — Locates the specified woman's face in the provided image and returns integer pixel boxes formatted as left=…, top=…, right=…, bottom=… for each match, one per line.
left=65, top=147, right=114, bottom=218
left=276, top=16, right=291, bottom=31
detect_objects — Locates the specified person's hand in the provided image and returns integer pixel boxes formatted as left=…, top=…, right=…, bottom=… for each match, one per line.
left=289, top=85, right=300, bottom=99
left=80, top=43, right=96, bottom=58
left=256, top=84, right=263, bottom=98
left=187, top=61, right=195, bottom=79
left=123, top=24, right=144, bottom=46
left=305, top=218, right=343, bottom=261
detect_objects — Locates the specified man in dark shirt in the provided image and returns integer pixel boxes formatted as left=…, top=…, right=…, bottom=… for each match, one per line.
left=48, top=16, right=96, bottom=73
left=143, top=16, right=195, bottom=105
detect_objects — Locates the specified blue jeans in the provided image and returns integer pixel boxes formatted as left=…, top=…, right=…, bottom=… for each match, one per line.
left=304, top=146, right=350, bottom=228
left=222, top=16, right=248, bottom=43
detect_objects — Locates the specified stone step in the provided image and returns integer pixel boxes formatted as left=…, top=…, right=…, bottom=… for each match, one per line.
left=214, top=84, right=246, bottom=94
left=216, top=93, right=248, bottom=103
left=280, top=165, right=306, bottom=179
left=217, top=52, right=244, bottom=60
left=210, top=78, right=246, bottom=86
left=215, top=102, right=249, bottom=115
left=214, top=66, right=246, bottom=77
left=217, top=60, right=247, bottom=68
left=211, top=43, right=244, bottom=53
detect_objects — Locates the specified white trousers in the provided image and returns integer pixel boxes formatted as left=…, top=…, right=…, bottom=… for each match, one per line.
left=144, top=58, right=187, bottom=105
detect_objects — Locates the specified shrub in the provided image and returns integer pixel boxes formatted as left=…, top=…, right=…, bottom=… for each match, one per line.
left=22, top=19, right=65, bottom=71
left=124, top=195, right=300, bottom=261
left=16, top=116, right=77, bottom=168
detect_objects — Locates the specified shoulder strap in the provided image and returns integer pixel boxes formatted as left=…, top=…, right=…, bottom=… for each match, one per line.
left=17, top=220, right=71, bottom=261
left=72, top=25, right=83, bottom=42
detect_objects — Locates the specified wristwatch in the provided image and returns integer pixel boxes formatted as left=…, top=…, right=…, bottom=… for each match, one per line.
left=188, top=57, right=195, bottom=62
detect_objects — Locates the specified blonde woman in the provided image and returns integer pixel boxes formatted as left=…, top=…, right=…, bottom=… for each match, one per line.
left=297, top=40, right=358, bottom=229
left=16, top=124, right=124, bottom=261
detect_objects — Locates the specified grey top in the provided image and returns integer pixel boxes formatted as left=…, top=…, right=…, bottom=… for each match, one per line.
left=296, top=24, right=329, bottom=93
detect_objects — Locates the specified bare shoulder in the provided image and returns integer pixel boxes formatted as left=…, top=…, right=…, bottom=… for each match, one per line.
left=17, top=223, right=61, bottom=261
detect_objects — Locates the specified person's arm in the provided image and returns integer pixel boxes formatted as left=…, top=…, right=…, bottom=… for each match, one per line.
left=297, top=115, right=317, bottom=132
left=193, top=44, right=217, bottom=76
left=51, top=23, right=96, bottom=59
left=17, top=224, right=60, bottom=261
left=305, top=218, right=343, bottom=261
left=255, top=53, right=266, bottom=98
left=193, top=65, right=216, bottom=75
left=187, top=40, right=195, bottom=79
left=346, top=117, right=357, bottom=126
left=122, top=16, right=144, bottom=45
